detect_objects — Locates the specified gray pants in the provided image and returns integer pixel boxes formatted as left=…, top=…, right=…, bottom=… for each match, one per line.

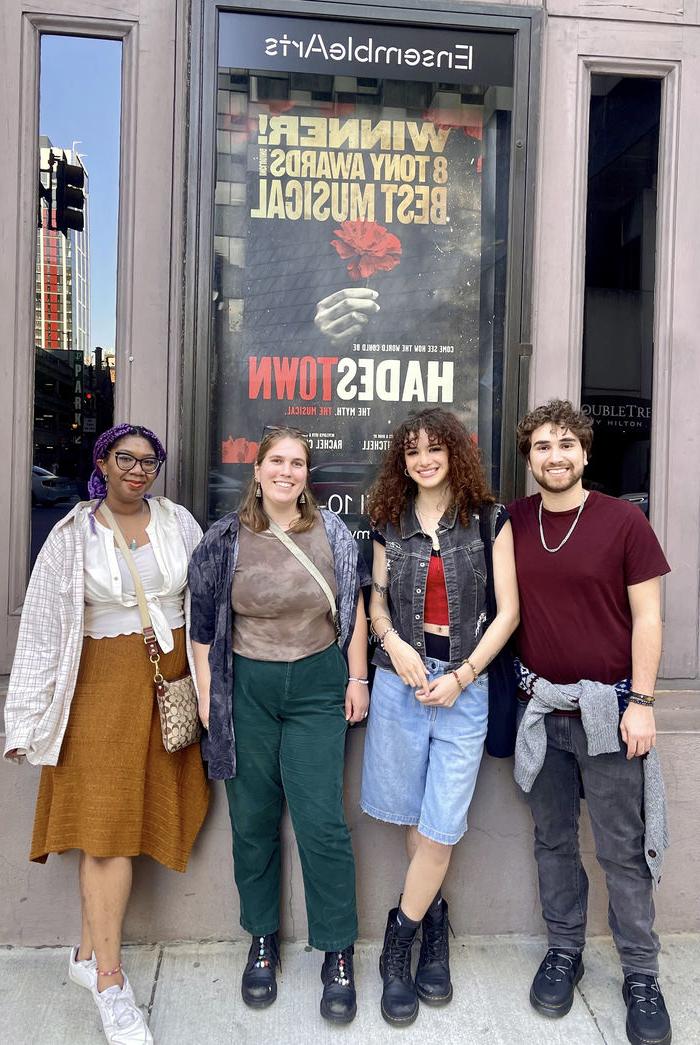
left=518, top=705, right=660, bottom=975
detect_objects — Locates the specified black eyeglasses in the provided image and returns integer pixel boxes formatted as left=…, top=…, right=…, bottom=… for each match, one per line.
left=106, top=451, right=161, bottom=475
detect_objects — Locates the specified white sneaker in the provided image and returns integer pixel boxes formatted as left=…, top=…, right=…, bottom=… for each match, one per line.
left=68, top=946, right=97, bottom=990
left=92, top=976, right=153, bottom=1045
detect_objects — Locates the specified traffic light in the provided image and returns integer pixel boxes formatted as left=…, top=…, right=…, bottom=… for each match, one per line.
left=38, top=151, right=56, bottom=230
left=55, top=154, right=85, bottom=235
left=38, top=175, right=52, bottom=228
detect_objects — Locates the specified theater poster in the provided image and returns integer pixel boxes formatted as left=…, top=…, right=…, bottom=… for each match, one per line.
left=209, top=12, right=514, bottom=526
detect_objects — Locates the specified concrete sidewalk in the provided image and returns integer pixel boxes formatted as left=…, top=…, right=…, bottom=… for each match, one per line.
left=1, top=934, right=698, bottom=1045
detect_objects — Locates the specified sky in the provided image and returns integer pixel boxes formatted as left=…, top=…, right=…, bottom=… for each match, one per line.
left=40, top=35, right=121, bottom=352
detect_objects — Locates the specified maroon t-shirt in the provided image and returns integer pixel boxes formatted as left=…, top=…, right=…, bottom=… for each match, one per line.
left=508, top=492, right=670, bottom=684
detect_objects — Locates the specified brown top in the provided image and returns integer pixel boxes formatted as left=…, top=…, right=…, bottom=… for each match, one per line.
left=232, top=519, right=337, bottom=662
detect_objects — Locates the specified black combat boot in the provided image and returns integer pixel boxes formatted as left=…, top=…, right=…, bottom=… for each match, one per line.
left=320, top=945, right=357, bottom=1023
left=379, top=907, right=419, bottom=1026
left=415, top=896, right=453, bottom=1005
left=241, top=932, right=280, bottom=1008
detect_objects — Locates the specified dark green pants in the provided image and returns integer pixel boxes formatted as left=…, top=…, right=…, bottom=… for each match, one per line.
left=225, top=644, right=358, bottom=951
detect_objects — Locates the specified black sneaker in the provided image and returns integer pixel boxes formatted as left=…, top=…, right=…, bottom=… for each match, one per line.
left=320, top=946, right=357, bottom=1023
left=623, top=974, right=672, bottom=1045
left=379, top=907, right=419, bottom=1026
left=529, top=948, right=584, bottom=1018
left=415, top=898, right=453, bottom=1005
left=241, top=932, right=280, bottom=1008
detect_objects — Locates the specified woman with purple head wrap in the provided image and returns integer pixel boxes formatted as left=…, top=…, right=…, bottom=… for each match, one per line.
left=88, top=423, right=167, bottom=501
left=4, top=423, right=209, bottom=1045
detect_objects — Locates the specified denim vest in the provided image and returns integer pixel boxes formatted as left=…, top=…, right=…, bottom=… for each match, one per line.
left=372, top=500, right=491, bottom=673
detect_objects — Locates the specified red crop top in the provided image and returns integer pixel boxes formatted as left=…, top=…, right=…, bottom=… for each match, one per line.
left=424, top=552, right=449, bottom=626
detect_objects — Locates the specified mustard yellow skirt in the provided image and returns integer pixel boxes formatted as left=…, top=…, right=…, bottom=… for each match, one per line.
left=30, top=627, right=209, bottom=872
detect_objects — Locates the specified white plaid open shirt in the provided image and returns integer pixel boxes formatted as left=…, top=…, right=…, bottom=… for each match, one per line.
left=3, top=497, right=202, bottom=765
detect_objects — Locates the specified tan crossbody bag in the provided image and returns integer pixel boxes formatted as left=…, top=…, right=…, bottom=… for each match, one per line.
left=100, top=503, right=202, bottom=753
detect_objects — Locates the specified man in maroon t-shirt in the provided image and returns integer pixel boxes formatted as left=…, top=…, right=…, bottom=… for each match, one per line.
left=509, top=400, right=671, bottom=1045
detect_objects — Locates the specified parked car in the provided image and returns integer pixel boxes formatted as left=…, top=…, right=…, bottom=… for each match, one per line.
left=31, top=466, right=81, bottom=506
left=208, top=468, right=246, bottom=519
left=619, top=491, right=649, bottom=517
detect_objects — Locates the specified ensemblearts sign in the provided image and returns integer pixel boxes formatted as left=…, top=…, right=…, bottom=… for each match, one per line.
left=219, top=13, right=514, bottom=86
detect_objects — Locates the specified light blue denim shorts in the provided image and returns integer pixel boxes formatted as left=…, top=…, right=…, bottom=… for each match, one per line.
left=360, top=658, right=489, bottom=845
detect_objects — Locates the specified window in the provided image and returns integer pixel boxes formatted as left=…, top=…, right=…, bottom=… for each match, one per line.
left=581, top=75, right=661, bottom=517
left=32, top=36, right=121, bottom=560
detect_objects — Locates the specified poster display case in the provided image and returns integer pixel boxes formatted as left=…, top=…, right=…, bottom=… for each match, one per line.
left=191, top=3, right=538, bottom=527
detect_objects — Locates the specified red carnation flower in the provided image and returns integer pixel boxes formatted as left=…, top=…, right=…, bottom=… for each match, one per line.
left=222, top=436, right=258, bottom=464
left=331, top=220, right=402, bottom=281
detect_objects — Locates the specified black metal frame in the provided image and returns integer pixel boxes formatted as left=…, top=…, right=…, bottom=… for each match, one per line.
left=181, top=0, right=542, bottom=520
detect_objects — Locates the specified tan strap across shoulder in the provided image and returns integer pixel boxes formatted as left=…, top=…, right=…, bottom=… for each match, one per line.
left=98, top=503, right=201, bottom=753
left=98, top=503, right=156, bottom=643
left=266, top=519, right=340, bottom=638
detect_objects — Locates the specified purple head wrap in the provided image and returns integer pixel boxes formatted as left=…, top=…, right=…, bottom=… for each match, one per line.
left=88, top=423, right=167, bottom=500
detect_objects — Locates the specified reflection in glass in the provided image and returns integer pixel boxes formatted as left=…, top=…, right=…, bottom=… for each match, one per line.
left=32, top=36, right=121, bottom=563
left=208, top=13, right=514, bottom=530
left=581, top=76, right=661, bottom=515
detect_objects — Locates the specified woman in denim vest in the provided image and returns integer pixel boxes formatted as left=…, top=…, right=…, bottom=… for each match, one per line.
left=361, top=408, right=519, bottom=1026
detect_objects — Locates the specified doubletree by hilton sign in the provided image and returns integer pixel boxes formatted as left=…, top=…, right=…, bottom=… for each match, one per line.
left=219, top=13, right=514, bottom=87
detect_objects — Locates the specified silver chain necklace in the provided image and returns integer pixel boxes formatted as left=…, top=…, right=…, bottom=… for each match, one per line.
left=538, top=493, right=588, bottom=554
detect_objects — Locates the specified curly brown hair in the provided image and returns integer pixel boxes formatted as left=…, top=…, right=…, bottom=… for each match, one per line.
left=366, top=408, right=494, bottom=528
left=516, top=399, right=594, bottom=458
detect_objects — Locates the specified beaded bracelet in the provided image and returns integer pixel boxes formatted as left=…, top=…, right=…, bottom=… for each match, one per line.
left=450, top=669, right=463, bottom=690
left=348, top=677, right=369, bottom=685
left=627, top=691, right=655, bottom=707
left=97, top=963, right=123, bottom=977
left=462, top=657, right=479, bottom=681
left=379, top=627, right=398, bottom=650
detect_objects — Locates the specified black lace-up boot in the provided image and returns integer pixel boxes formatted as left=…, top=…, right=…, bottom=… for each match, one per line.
left=529, top=948, right=584, bottom=1017
left=241, top=932, right=280, bottom=1008
left=320, top=945, right=357, bottom=1023
left=379, top=907, right=419, bottom=1026
left=623, top=974, right=672, bottom=1045
left=415, top=896, right=453, bottom=1005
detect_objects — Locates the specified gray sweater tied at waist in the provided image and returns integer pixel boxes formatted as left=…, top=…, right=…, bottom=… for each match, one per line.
left=513, top=667, right=669, bottom=886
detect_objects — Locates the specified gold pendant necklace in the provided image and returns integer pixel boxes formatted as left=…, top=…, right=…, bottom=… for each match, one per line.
left=415, top=505, right=439, bottom=531
left=415, top=505, right=443, bottom=550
